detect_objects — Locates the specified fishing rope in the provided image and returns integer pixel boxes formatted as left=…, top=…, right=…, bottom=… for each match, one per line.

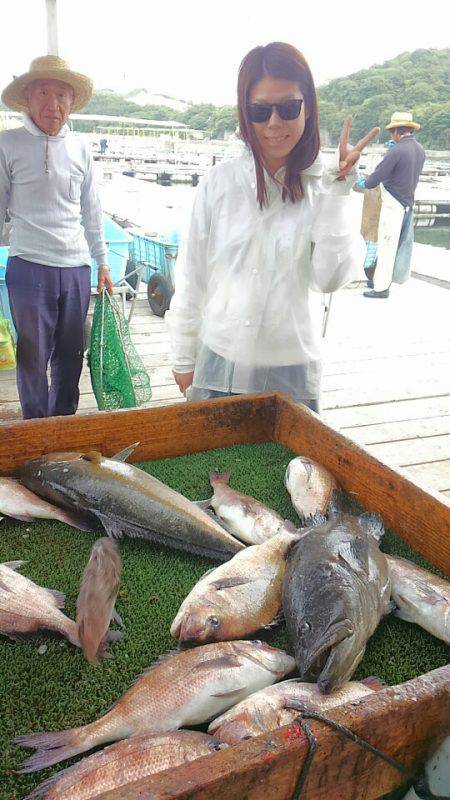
left=286, top=703, right=416, bottom=800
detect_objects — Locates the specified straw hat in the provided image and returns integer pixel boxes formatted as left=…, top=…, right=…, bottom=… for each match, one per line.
left=1, top=55, right=93, bottom=112
left=385, top=111, right=420, bottom=130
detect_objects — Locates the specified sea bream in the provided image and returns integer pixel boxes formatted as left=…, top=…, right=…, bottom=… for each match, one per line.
left=76, top=538, right=123, bottom=666
left=171, top=529, right=301, bottom=643
left=0, top=477, right=91, bottom=531
left=16, top=639, right=295, bottom=772
left=209, top=676, right=385, bottom=743
left=282, top=512, right=391, bottom=693
left=387, top=555, right=450, bottom=644
left=205, top=469, right=297, bottom=545
left=0, top=561, right=79, bottom=646
left=24, top=731, right=225, bottom=800
left=284, top=456, right=340, bottom=522
left=18, top=451, right=244, bottom=561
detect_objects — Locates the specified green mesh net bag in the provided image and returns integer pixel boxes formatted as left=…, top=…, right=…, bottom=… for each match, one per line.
left=88, top=291, right=152, bottom=410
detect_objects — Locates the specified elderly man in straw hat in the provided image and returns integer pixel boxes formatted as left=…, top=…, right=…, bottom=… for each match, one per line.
left=0, top=55, right=113, bottom=419
left=355, top=111, right=425, bottom=299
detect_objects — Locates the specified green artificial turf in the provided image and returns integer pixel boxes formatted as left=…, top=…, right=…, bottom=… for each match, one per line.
left=0, top=442, right=448, bottom=799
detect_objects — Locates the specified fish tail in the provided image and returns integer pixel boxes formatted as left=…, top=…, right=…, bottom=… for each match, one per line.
left=15, top=726, right=89, bottom=773
left=209, top=469, right=231, bottom=485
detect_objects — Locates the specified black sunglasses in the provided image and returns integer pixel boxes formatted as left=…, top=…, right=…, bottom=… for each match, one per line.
left=247, top=98, right=303, bottom=123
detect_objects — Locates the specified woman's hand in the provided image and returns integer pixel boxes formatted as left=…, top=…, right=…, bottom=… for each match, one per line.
left=338, top=116, right=380, bottom=180
left=173, top=370, right=194, bottom=395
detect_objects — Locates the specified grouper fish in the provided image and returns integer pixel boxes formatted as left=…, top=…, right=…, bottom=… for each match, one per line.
left=282, top=511, right=391, bottom=693
left=18, top=451, right=244, bottom=561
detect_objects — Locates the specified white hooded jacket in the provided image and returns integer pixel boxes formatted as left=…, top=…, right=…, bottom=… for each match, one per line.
left=166, top=150, right=364, bottom=401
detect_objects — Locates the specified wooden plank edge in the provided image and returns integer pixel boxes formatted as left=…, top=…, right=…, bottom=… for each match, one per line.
left=0, top=394, right=278, bottom=474
left=93, top=665, right=450, bottom=800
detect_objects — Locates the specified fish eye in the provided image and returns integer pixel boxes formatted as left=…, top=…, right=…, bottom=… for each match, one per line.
left=208, top=615, right=221, bottom=628
left=300, top=621, right=311, bottom=634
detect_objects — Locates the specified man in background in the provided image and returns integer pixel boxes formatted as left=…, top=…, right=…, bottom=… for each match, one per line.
left=0, top=55, right=113, bottom=419
left=355, top=112, right=425, bottom=299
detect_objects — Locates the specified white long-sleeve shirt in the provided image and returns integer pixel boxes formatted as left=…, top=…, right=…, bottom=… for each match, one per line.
left=166, top=150, right=364, bottom=401
left=0, top=114, right=108, bottom=268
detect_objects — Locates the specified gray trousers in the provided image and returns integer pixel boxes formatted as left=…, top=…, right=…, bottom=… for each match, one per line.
left=6, top=256, right=91, bottom=419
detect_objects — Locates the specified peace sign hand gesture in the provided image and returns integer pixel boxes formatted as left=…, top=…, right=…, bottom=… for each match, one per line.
left=338, top=115, right=380, bottom=180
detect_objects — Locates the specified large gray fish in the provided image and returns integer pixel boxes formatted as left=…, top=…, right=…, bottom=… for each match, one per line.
left=18, top=451, right=244, bottom=561
left=282, top=512, right=391, bottom=693
left=209, top=676, right=385, bottom=743
left=25, top=731, right=225, bottom=800
left=0, top=561, right=79, bottom=646
left=387, top=555, right=450, bottom=644
left=16, top=639, right=295, bottom=772
left=170, top=530, right=301, bottom=643
left=0, top=477, right=91, bottom=531
left=284, top=457, right=341, bottom=522
left=204, top=470, right=297, bottom=545
left=76, top=538, right=123, bottom=666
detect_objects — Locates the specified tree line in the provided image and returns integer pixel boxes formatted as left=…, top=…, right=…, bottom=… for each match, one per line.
left=71, top=47, right=450, bottom=150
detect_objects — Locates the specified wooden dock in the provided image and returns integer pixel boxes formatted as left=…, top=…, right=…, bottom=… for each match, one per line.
left=1, top=275, right=449, bottom=504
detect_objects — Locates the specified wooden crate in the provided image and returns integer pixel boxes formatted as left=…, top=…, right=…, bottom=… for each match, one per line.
left=1, top=393, right=449, bottom=800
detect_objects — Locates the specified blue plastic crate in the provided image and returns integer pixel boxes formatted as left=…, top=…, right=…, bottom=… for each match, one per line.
left=129, top=232, right=178, bottom=286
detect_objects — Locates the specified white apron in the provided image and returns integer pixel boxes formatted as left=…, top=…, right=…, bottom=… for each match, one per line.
left=373, top=185, right=406, bottom=292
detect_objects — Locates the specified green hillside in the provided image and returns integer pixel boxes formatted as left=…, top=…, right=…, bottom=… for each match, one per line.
left=317, top=48, right=450, bottom=149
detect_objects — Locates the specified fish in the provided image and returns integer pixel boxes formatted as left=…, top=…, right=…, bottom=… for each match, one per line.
left=284, top=456, right=340, bottom=522
left=16, top=639, right=295, bottom=772
left=0, top=561, right=79, bottom=646
left=76, top=538, right=123, bottom=666
left=387, top=555, right=450, bottom=644
left=204, top=469, right=297, bottom=545
left=0, top=477, right=92, bottom=532
left=171, top=529, right=301, bottom=643
left=18, top=451, right=244, bottom=562
left=209, top=676, right=385, bottom=743
left=24, top=731, right=225, bottom=799
left=282, top=511, right=391, bottom=693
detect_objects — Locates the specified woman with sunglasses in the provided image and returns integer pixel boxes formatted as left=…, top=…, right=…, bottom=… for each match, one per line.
left=166, top=42, right=379, bottom=411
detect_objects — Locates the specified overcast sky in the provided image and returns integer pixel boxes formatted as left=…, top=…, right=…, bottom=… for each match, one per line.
left=1, top=0, right=449, bottom=105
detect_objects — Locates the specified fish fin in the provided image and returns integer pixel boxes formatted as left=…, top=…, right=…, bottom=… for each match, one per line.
left=262, top=613, right=284, bottom=630
left=209, top=469, right=231, bottom=486
left=8, top=513, right=35, bottom=522
left=361, top=676, right=386, bottom=691
left=338, top=538, right=370, bottom=574
left=211, top=686, right=246, bottom=698
left=195, top=654, right=243, bottom=671
left=211, top=576, right=252, bottom=591
left=45, top=589, right=66, bottom=609
left=305, top=511, right=328, bottom=528
left=3, top=631, right=34, bottom=643
left=81, top=451, right=103, bottom=463
left=282, top=519, right=299, bottom=534
left=327, top=488, right=347, bottom=515
left=104, top=629, right=124, bottom=643
left=2, top=560, right=26, bottom=571
left=112, top=609, right=124, bottom=627
left=194, top=499, right=212, bottom=510
left=96, top=515, right=124, bottom=540
left=386, top=600, right=397, bottom=615
left=357, top=512, right=385, bottom=542
left=111, top=442, right=140, bottom=462
left=62, top=512, right=94, bottom=533
left=15, top=728, right=84, bottom=773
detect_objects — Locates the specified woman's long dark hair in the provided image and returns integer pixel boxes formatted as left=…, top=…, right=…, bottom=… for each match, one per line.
left=237, top=42, right=320, bottom=207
